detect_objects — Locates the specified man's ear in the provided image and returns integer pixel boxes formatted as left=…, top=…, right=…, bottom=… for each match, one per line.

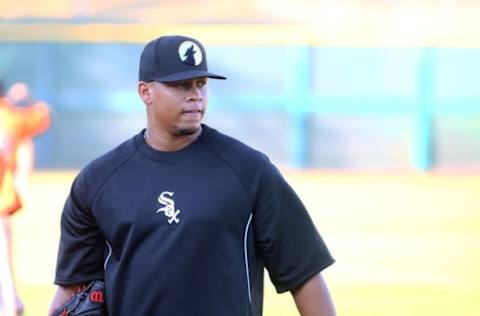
left=138, top=81, right=152, bottom=105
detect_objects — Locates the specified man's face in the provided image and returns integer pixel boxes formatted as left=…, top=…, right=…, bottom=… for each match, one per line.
left=143, top=77, right=208, bottom=137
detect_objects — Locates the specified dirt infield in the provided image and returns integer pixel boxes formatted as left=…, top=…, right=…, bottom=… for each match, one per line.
left=10, top=171, right=480, bottom=315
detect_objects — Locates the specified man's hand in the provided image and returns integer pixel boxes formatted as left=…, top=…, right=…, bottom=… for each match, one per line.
left=291, top=272, right=336, bottom=316
left=48, top=284, right=85, bottom=316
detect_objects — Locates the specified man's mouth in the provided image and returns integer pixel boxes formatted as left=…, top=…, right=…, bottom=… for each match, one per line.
left=182, top=109, right=202, bottom=114
left=181, top=109, right=203, bottom=119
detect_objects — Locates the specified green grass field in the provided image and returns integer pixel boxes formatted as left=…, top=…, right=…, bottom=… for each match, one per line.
left=10, top=171, right=480, bottom=315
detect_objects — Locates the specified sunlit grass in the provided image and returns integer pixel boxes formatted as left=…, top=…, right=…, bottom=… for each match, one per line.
left=11, top=171, right=480, bottom=315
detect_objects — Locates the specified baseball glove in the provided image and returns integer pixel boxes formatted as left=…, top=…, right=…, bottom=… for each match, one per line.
left=51, top=280, right=106, bottom=316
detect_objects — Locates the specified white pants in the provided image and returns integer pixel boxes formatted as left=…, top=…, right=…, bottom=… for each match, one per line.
left=0, top=220, right=15, bottom=316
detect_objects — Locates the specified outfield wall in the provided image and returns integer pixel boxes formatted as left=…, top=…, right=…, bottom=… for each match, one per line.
left=2, top=39, right=480, bottom=170
left=1, top=14, right=480, bottom=171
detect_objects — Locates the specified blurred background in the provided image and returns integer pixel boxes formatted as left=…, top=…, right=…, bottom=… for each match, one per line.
left=1, top=0, right=479, bottom=315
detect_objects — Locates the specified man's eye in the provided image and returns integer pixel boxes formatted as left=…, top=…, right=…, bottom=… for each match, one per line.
left=175, top=83, right=189, bottom=89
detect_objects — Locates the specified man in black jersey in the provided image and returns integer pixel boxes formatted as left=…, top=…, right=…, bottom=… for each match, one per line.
left=49, top=35, right=336, bottom=316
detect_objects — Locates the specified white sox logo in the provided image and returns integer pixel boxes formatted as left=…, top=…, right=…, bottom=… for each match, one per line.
left=156, top=191, right=181, bottom=224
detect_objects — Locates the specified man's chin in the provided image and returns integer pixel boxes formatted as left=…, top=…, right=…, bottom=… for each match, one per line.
left=177, top=124, right=201, bottom=136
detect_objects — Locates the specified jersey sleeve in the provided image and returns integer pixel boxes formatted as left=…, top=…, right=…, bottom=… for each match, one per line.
left=253, top=161, right=334, bottom=293
left=16, top=102, right=50, bottom=139
left=54, top=173, right=105, bottom=285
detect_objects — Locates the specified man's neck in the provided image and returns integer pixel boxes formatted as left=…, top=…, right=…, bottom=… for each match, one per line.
left=144, top=127, right=202, bottom=152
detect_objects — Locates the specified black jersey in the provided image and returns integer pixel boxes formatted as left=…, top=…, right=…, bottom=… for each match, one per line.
left=55, top=125, right=334, bottom=316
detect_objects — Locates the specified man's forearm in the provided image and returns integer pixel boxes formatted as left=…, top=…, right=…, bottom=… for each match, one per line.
left=291, top=272, right=336, bottom=316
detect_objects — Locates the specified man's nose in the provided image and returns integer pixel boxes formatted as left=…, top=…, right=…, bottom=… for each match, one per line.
left=187, top=86, right=203, bottom=102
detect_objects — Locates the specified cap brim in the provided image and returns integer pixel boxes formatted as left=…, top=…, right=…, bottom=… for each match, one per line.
left=151, top=70, right=226, bottom=83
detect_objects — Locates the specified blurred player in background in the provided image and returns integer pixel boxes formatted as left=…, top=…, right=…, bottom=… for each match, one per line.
left=7, top=83, right=39, bottom=201
left=0, top=82, right=50, bottom=315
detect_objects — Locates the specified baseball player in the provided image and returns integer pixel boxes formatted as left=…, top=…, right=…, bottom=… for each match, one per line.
left=0, top=84, right=50, bottom=316
left=49, top=35, right=336, bottom=316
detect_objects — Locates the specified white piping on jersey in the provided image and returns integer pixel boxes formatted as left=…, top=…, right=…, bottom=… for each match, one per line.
left=104, top=241, right=112, bottom=270
left=243, top=213, right=253, bottom=304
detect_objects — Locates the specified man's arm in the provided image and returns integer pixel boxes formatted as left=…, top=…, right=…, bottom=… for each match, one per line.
left=48, top=284, right=85, bottom=316
left=291, top=272, right=336, bottom=316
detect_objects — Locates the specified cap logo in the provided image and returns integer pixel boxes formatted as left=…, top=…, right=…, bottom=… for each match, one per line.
left=178, top=41, right=203, bottom=66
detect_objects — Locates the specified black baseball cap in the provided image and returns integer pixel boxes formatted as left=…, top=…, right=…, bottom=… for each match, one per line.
left=138, top=35, right=226, bottom=83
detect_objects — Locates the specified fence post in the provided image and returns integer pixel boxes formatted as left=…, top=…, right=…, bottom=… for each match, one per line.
left=415, top=48, right=436, bottom=171
left=285, top=45, right=312, bottom=168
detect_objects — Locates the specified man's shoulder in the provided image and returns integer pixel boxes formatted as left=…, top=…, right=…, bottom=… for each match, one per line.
left=76, top=132, right=140, bottom=185
left=201, top=125, right=272, bottom=186
left=202, top=125, right=267, bottom=165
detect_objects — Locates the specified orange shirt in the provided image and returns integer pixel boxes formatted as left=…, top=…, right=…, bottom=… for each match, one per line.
left=0, top=97, right=50, bottom=215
